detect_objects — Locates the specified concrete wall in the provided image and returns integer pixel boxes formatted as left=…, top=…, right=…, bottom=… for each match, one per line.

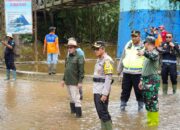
left=117, top=0, right=180, bottom=57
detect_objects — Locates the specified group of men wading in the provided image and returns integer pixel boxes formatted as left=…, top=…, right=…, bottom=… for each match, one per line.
left=2, top=26, right=179, bottom=130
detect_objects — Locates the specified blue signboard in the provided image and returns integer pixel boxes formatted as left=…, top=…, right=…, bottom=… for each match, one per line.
left=4, top=0, right=32, bottom=34
left=117, top=0, right=180, bottom=58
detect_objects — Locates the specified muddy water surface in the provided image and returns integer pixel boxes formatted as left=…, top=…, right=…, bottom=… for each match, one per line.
left=0, top=75, right=180, bottom=130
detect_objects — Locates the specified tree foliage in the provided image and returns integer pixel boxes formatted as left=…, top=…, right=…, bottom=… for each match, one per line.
left=37, top=2, right=119, bottom=44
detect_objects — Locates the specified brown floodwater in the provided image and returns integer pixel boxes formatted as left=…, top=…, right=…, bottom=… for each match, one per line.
left=0, top=74, right=180, bottom=130
left=15, top=60, right=118, bottom=75
left=15, top=44, right=118, bottom=75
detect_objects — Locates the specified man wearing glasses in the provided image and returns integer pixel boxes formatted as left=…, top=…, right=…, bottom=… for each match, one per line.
left=61, top=38, right=84, bottom=118
left=158, top=33, right=180, bottom=95
left=117, top=30, right=145, bottom=112
left=92, top=41, right=114, bottom=130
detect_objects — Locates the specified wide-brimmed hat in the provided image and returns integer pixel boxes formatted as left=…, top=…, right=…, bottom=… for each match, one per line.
left=6, top=33, right=13, bottom=39
left=92, top=41, right=105, bottom=49
left=67, top=39, right=77, bottom=47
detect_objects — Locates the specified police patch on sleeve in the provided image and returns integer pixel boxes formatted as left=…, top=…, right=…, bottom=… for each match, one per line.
left=104, top=60, right=113, bottom=74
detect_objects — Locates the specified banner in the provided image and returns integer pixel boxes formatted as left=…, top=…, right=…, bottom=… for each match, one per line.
left=4, top=0, right=32, bottom=34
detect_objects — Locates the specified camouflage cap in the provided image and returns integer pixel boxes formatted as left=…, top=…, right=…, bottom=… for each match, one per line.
left=144, top=36, right=156, bottom=45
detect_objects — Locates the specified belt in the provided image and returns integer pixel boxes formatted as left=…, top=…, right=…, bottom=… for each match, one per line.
left=93, top=78, right=105, bottom=83
left=124, top=67, right=142, bottom=70
left=142, top=74, right=158, bottom=79
left=93, top=78, right=114, bottom=84
left=162, top=60, right=177, bottom=64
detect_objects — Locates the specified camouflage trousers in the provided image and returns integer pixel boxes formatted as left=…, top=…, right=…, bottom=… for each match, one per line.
left=142, top=75, right=160, bottom=112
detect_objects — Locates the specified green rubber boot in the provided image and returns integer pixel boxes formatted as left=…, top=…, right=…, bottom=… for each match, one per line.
left=5, top=69, right=10, bottom=80
left=147, top=111, right=151, bottom=125
left=12, top=70, right=16, bottom=81
left=147, top=112, right=159, bottom=127
left=162, top=84, right=168, bottom=95
left=104, top=120, right=112, bottom=130
left=101, top=120, right=106, bottom=130
left=172, top=85, right=177, bottom=94
left=101, top=120, right=112, bottom=130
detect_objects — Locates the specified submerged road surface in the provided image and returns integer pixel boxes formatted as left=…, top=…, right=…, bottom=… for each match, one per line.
left=0, top=74, right=180, bottom=130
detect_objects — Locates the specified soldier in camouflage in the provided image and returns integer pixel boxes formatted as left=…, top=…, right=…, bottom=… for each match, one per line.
left=138, top=36, right=160, bottom=127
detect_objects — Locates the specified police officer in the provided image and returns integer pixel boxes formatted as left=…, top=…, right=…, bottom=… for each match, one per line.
left=117, top=30, right=145, bottom=111
left=158, top=33, right=180, bottom=95
left=43, top=26, right=59, bottom=75
left=1, top=33, right=16, bottom=80
left=92, top=41, right=114, bottom=130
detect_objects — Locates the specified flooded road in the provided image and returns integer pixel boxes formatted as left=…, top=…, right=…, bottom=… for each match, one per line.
left=0, top=74, right=180, bottom=130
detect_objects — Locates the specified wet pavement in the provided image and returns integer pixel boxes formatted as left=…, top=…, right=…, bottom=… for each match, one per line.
left=0, top=74, right=180, bottom=130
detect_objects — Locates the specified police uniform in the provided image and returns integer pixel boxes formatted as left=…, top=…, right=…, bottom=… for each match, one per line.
left=117, top=31, right=145, bottom=111
left=92, top=41, right=114, bottom=130
left=159, top=42, right=180, bottom=94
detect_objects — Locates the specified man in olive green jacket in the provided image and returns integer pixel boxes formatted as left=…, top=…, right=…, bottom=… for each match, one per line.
left=61, top=38, right=84, bottom=118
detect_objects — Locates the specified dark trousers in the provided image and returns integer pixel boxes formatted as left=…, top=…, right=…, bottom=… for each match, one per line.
left=161, top=63, right=177, bottom=85
left=5, top=56, right=16, bottom=70
left=120, top=73, right=143, bottom=102
left=94, top=94, right=111, bottom=122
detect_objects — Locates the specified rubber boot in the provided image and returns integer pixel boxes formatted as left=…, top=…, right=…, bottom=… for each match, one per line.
left=52, top=64, right=56, bottom=74
left=75, top=107, right=82, bottom=118
left=120, top=101, right=127, bottom=111
left=172, top=85, right=177, bottom=94
left=104, top=120, right=112, bottom=130
left=162, top=84, right=168, bottom=95
left=138, top=101, right=144, bottom=112
left=101, top=120, right=106, bottom=130
left=5, top=69, right=10, bottom=80
left=12, top=70, right=16, bottom=81
left=147, top=111, right=151, bottom=125
left=48, top=64, right=52, bottom=75
left=70, top=103, right=76, bottom=114
left=147, top=112, right=159, bottom=127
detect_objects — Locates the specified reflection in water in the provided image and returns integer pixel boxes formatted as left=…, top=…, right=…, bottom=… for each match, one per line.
left=5, top=82, right=17, bottom=109
left=0, top=76, right=180, bottom=130
left=15, top=45, right=118, bottom=74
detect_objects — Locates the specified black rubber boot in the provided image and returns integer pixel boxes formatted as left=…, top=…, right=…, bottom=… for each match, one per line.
left=70, top=103, right=76, bottom=114
left=75, top=107, right=82, bottom=118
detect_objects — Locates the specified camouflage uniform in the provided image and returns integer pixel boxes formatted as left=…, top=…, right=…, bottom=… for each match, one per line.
left=141, top=49, right=160, bottom=112
left=142, top=75, right=160, bottom=112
